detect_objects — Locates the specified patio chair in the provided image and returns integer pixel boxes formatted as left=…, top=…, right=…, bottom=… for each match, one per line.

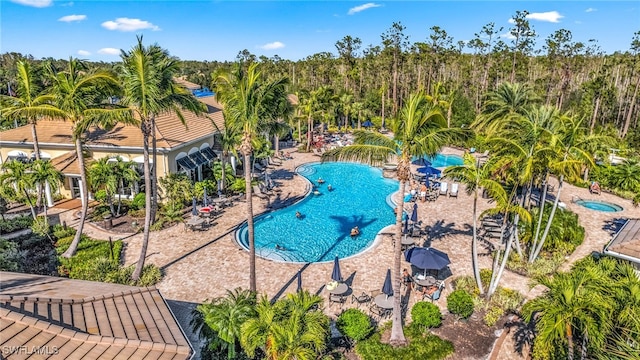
left=252, top=185, right=270, bottom=200
left=329, top=293, right=347, bottom=307
left=313, top=148, right=324, bottom=157
left=439, top=182, right=448, bottom=196
left=351, top=292, right=372, bottom=307
left=424, top=281, right=445, bottom=302
left=449, top=183, right=459, bottom=198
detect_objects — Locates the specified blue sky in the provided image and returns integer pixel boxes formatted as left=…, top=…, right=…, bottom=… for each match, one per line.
left=2, top=1, right=638, bottom=62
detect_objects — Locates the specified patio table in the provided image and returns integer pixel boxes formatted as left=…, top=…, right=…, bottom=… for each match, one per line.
left=374, top=294, right=394, bottom=309
left=414, top=276, right=436, bottom=287
left=186, top=217, right=205, bottom=231
left=328, top=283, right=349, bottom=295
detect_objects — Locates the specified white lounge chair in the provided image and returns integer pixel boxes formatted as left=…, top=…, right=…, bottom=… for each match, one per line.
left=439, top=182, right=448, bottom=196
left=252, top=185, right=269, bottom=199
left=449, top=183, right=459, bottom=198
left=312, top=148, right=324, bottom=157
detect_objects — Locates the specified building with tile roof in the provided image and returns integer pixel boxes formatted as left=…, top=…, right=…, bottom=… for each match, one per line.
left=604, top=218, right=640, bottom=270
left=0, top=271, right=193, bottom=359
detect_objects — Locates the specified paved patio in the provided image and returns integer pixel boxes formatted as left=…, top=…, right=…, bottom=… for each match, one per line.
left=54, top=147, right=640, bottom=358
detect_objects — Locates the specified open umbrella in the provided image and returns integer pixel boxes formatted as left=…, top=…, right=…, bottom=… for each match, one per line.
left=382, top=269, right=393, bottom=298
left=412, top=158, right=432, bottom=166
left=362, top=120, right=373, bottom=128
left=297, top=270, right=303, bottom=292
left=410, top=203, right=418, bottom=223
left=331, top=256, right=343, bottom=282
left=191, top=197, right=198, bottom=216
left=417, top=166, right=441, bottom=176
left=404, top=247, right=451, bottom=276
left=203, top=187, right=208, bottom=207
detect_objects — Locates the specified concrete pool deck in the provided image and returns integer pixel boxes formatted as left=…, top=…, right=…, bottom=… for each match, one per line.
left=55, top=146, right=640, bottom=358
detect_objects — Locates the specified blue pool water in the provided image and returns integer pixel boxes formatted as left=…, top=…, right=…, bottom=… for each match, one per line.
left=575, top=200, right=623, bottom=212
left=192, top=87, right=215, bottom=97
left=236, top=162, right=398, bottom=263
left=420, top=154, right=464, bottom=168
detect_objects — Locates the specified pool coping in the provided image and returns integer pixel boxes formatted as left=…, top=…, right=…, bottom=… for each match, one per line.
left=574, top=198, right=624, bottom=212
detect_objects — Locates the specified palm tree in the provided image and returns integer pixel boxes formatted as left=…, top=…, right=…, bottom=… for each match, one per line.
left=112, top=157, right=139, bottom=216
left=46, top=58, right=127, bottom=259
left=240, top=290, right=328, bottom=360
left=195, top=288, right=257, bottom=359
left=119, top=37, right=205, bottom=280
left=213, top=62, right=290, bottom=292
left=0, top=160, right=37, bottom=219
left=323, top=91, right=465, bottom=345
left=89, top=158, right=118, bottom=216
left=610, top=159, right=640, bottom=193
left=444, top=153, right=505, bottom=295
left=28, top=159, right=63, bottom=227
left=474, top=82, right=538, bottom=133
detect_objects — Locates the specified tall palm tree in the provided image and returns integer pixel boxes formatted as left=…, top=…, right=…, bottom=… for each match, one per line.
left=474, top=82, right=538, bottom=132
left=28, top=159, right=63, bottom=227
left=323, top=91, right=465, bottom=345
left=119, top=37, right=205, bottom=280
left=112, top=156, right=140, bottom=216
left=0, top=160, right=37, bottom=219
left=89, top=157, right=118, bottom=216
left=213, top=62, right=290, bottom=292
left=195, top=288, right=257, bottom=359
left=46, top=58, right=127, bottom=259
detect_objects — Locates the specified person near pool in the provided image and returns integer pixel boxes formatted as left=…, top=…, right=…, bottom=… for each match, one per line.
left=327, top=184, right=333, bottom=191
left=350, top=226, right=360, bottom=237
left=296, top=211, right=302, bottom=219
left=275, top=244, right=286, bottom=250
left=317, top=177, right=325, bottom=184
left=402, top=268, right=413, bottom=290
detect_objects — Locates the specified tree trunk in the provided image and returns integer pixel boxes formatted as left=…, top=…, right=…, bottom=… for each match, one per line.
left=306, top=113, right=312, bottom=152
left=472, top=190, right=484, bottom=295
left=531, top=175, right=564, bottom=262
left=244, top=151, right=257, bottom=292
left=31, top=122, right=42, bottom=208
left=389, top=178, right=407, bottom=346
left=150, top=116, right=158, bottom=224
left=567, top=322, right=575, bottom=360
left=62, top=140, right=89, bottom=258
left=221, top=152, right=227, bottom=190
left=530, top=178, right=549, bottom=262
left=589, top=96, right=601, bottom=135
left=23, top=188, right=37, bottom=220
left=132, top=121, right=153, bottom=281
left=488, top=220, right=517, bottom=296
left=621, top=75, right=639, bottom=138
left=381, top=89, right=386, bottom=130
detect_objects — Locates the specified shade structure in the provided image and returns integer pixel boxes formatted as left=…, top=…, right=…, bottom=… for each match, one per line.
left=411, top=158, right=432, bottom=166
left=405, top=247, right=451, bottom=273
left=297, top=270, right=303, bottom=292
left=191, top=197, right=198, bottom=216
left=417, top=166, right=441, bottom=176
left=362, top=120, right=373, bottom=128
left=331, top=256, right=343, bottom=282
left=203, top=187, right=208, bottom=207
left=410, top=203, right=418, bottom=223
left=382, top=269, right=393, bottom=297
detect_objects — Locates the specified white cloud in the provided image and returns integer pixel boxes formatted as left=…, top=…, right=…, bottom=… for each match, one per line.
left=585, top=8, right=596, bottom=13
left=101, top=18, right=160, bottom=32
left=500, top=32, right=516, bottom=40
left=10, top=0, right=52, bottom=8
left=77, top=50, right=91, bottom=56
left=348, top=3, right=381, bottom=15
left=98, top=48, right=120, bottom=55
left=58, top=14, right=86, bottom=22
left=260, top=41, right=285, bottom=50
left=508, top=11, right=564, bottom=24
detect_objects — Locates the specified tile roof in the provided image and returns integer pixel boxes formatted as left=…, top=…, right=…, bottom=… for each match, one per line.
left=0, top=272, right=192, bottom=360
left=606, top=219, right=640, bottom=261
left=50, top=151, right=91, bottom=176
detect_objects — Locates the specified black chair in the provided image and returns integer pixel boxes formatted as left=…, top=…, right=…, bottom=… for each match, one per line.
left=351, top=292, right=372, bottom=307
left=329, top=294, right=346, bottom=308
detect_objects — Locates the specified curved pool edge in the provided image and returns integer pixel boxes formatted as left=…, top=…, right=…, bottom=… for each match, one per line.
left=574, top=199, right=624, bottom=212
left=234, top=161, right=399, bottom=264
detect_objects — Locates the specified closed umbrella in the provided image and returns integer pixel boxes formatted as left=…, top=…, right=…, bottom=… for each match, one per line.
left=362, top=120, right=373, bottom=128
left=203, top=187, right=208, bottom=207
left=402, top=218, right=409, bottom=235
left=382, top=269, right=393, bottom=298
left=412, top=158, right=432, bottom=166
left=191, top=197, right=198, bottom=216
left=410, top=203, right=418, bottom=223
left=331, top=256, right=342, bottom=282
left=297, top=270, right=303, bottom=292
left=404, top=247, right=451, bottom=276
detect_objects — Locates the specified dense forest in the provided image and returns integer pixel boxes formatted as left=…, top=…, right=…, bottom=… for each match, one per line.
left=1, top=12, right=639, bottom=152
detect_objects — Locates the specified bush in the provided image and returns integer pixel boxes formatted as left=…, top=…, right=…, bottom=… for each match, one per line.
left=483, top=306, right=504, bottom=327
left=447, top=290, right=474, bottom=319
left=52, top=224, right=76, bottom=240
left=0, top=216, right=34, bottom=234
left=411, top=301, right=442, bottom=329
left=452, top=275, right=479, bottom=296
left=131, top=192, right=146, bottom=210
left=136, top=264, right=163, bottom=286
left=57, top=235, right=122, bottom=278
left=30, top=217, right=49, bottom=236
left=229, top=178, right=246, bottom=193
left=356, top=323, right=454, bottom=360
left=480, top=269, right=493, bottom=286
left=336, top=308, right=374, bottom=342
left=0, top=238, right=21, bottom=271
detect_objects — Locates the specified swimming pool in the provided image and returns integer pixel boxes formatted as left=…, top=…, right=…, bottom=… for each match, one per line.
left=420, top=154, right=464, bottom=168
left=236, top=162, right=398, bottom=263
left=575, top=200, right=623, bottom=212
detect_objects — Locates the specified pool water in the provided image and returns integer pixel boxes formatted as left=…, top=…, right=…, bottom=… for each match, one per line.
left=575, top=200, right=623, bottom=212
left=237, top=162, right=398, bottom=263
left=421, top=154, right=464, bottom=168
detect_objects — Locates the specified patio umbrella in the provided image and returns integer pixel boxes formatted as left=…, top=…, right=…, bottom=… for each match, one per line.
left=331, top=256, right=343, bottom=282
left=425, top=176, right=430, bottom=188
left=382, top=269, right=393, bottom=298
left=410, top=203, right=418, bottom=223
left=402, top=218, right=409, bottom=235
left=417, top=166, right=441, bottom=176
left=411, top=158, right=432, bottom=166
left=404, top=247, right=451, bottom=276
left=362, top=120, right=373, bottom=128
left=297, top=270, right=303, bottom=292
left=191, top=197, right=198, bottom=216
left=203, top=187, right=208, bottom=207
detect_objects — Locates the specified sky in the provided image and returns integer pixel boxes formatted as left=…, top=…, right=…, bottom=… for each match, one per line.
left=1, top=1, right=638, bottom=62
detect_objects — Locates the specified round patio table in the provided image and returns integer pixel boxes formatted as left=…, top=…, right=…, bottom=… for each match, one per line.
left=374, top=294, right=394, bottom=309
left=328, top=283, right=349, bottom=295
left=414, top=276, right=436, bottom=287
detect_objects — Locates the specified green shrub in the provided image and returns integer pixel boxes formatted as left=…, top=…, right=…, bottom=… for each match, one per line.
left=0, top=216, right=34, bottom=233
left=57, top=235, right=122, bottom=278
left=229, top=178, right=246, bottom=193
left=0, top=238, right=21, bottom=271
left=491, top=287, right=523, bottom=312
left=52, top=224, right=76, bottom=240
left=336, top=308, right=374, bottom=342
left=30, top=217, right=49, bottom=236
left=131, top=192, right=146, bottom=210
left=480, top=269, right=493, bottom=286
left=137, top=264, right=163, bottom=286
left=411, top=301, right=442, bottom=329
left=447, top=290, right=474, bottom=319
left=483, top=306, right=504, bottom=327
left=452, top=275, right=479, bottom=296
left=356, top=323, right=454, bottom=360
left=94, top=189, right=108, bottom=203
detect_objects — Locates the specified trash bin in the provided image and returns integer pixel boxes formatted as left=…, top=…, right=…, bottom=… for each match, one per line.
left=104, top=214, right=113, bottom=229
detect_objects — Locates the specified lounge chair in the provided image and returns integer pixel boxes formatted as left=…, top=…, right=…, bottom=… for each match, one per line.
left=312, top=148, right=324, bottom=157
left=439, top=182, right=448, bottom=196
left=252, top=185, right=269, bottom=199
left=449, top=183, right=459, bottom=198
left=423, top=281, right=445, bottom=302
